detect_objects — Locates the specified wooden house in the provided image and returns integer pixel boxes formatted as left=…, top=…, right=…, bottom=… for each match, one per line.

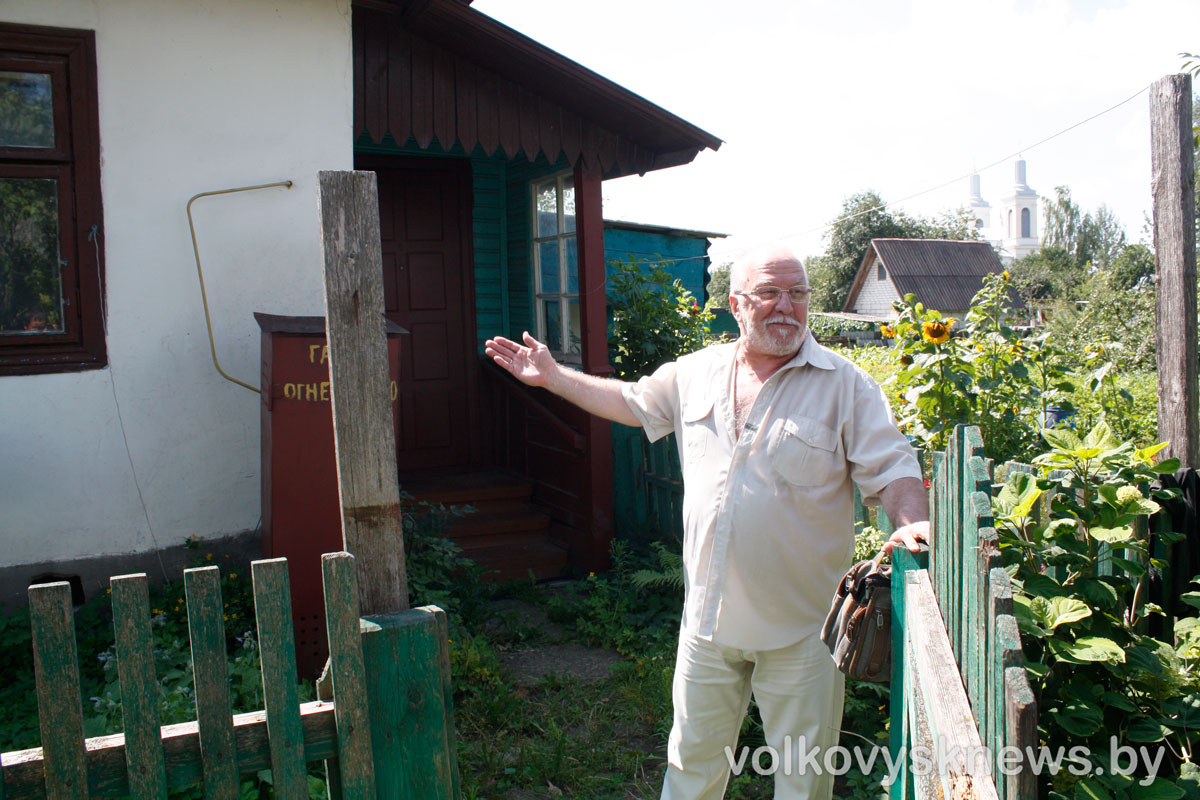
left=843, top=238, right=1010, bottom=319
left=0, top=0, right=720, bottom=605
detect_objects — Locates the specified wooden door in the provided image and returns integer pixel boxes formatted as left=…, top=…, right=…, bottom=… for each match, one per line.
left=368, top=158, right=478, bottom=474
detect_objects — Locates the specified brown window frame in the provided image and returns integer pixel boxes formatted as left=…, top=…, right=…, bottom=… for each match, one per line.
left=0, top=22, right=105, bottom=376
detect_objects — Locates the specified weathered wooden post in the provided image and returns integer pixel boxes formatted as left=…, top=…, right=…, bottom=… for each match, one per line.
left=318, top=170, right=459, bottom=799
left=1151, top=73, right=1197, bottom=468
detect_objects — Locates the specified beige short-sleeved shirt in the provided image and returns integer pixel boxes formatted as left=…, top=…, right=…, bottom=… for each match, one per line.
left=621, top=335, right=921, bottom=651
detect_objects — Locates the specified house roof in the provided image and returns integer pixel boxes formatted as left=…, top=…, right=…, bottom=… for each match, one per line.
left=603, top=220, right=727, bottom=240
left=354, top=0, right=722, bottom=178
left=845, top=238, right=1009, bottom=313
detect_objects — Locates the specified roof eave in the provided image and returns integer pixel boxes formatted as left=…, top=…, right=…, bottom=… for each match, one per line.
left=364, top=0, right=722, bottom=165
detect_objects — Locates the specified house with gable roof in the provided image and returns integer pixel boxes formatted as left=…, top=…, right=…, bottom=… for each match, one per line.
left=0, top=0, right=721, bottom=620
left=842, top=238, right=1018, bottom=320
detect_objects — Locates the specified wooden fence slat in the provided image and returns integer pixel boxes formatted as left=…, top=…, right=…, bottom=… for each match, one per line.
left=951, top=426, right=965, bottom=662
left=1, top=703, right=340, bottom=799
left=184, top=566, right=239, bottom=799
left=970, top=525, right=993, bottom=751
left=324, top=758, right=345, bottom=800
left=110, top=574, right=168, bottom=800
left=888, top=547, right=926, bottom=800
left=931, top=451, right=946, bottom=608
left=1004, top=665, right=1038, bottom=800
left=963, top=491, right=980, bottom=704
left=322, top=552, right=377, bottom=800
left=964, top=438, right=990, bottom=697
left=986, top=570, right=1014, bottom=800
left=27, top=583, right=88, bottom=800
left=986, top=578, right=1003, bottom=800
left=431, top=606, right=461, bottom=800
left=250, top=559, right=308, bottom=800
left=969, top=492, right=997, bottom=735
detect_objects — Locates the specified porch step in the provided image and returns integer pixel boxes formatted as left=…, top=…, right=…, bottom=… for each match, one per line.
left=401, top=471, right=532, bottom=513
left=466, top=539, right=570, bottom=583
left=400, top=470, right=566, bottom=582
left=448, top=508, right=554, bottom=547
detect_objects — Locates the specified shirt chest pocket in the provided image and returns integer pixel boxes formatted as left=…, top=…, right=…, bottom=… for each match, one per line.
left=768, top=416, right=840, bottom=487
left=681, top=396, right=715, bottom=463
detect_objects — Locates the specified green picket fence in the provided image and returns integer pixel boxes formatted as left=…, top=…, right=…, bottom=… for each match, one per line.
left=1, top=552, right=457, bottom=800
left=890, top=425, right=1038, bottom=800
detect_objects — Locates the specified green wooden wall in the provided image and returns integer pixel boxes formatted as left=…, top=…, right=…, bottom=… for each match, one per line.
left=470, top=155, right=508, bottom=349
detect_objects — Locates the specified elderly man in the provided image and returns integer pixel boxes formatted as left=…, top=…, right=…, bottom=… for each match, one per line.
left=485, top=244, right=928, bottom=800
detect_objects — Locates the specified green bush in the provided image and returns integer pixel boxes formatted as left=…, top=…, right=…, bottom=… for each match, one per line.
left=993, top=423, right=1197, bottom=797
left=607, top=257, right=713, bottom=379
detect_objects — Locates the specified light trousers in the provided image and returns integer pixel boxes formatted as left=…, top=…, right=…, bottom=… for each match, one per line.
left=660, top=631, right=845, bottom=800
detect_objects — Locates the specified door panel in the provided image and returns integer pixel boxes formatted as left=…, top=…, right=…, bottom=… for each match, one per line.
left=369, top=159, right=476, bottom=473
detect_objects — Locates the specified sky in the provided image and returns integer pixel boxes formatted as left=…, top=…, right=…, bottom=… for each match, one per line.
left=471, top=0, right=1199, bottom=268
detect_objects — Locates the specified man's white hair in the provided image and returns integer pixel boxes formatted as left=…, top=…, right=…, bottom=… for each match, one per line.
left=729, top=244, right=807, bottom=293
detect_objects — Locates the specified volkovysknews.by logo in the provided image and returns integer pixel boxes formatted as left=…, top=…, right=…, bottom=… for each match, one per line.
left=724, top=736, right=1167, bottom=787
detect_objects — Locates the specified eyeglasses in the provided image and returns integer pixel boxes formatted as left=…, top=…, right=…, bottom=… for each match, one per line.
left=733, top=285, right=812, bottom=304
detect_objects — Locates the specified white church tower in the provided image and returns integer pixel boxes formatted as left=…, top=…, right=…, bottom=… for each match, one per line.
left=967, top=159, right=1041, bottom=264
left=967, top=173, right=991, bottom=235
left=998, top=159, right=1039, bottom=261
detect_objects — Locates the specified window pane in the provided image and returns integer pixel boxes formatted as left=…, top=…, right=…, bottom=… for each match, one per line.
left=538, top=240, right=559, bottom=293
left=0, top=72, right=54, bottom=148
left=535, top=181, right=557, bottom=238
left=566, top=298, right=581, bottom=356
left=0, top=177, right=63, bottom=333
left=565, top=236, right=578, bottom=293
left=543, top=300, right=562, bottom=352
left=562, top=178, right=576, bottom=234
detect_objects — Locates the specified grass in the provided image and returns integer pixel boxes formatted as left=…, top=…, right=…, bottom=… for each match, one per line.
left=447, top=539, right=893, bottom=800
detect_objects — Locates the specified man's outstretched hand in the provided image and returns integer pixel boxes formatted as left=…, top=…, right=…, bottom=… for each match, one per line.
left=484, top=332, right=558, bottom=388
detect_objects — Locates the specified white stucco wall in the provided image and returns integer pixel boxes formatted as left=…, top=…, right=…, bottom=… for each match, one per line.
left=0, top=0, right=353, bottom=567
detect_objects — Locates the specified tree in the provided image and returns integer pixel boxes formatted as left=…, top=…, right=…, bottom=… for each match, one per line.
left=811, top=190, right=977, bottom=311
left=705, top=261, right=731, bottom=309
left=1044, top=185, right=1129, bottom=271
left=1107, top=242, right=1155, bottom=290
left=1042, top=185, right=1083, bottom=258
left=1009, top=246, right=1084, bottom=302
left=1077, top=204, right=1126, bottom=269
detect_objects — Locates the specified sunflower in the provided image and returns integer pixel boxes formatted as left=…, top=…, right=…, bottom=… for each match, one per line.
left=1002, top=270, right=1010, bottom=281
left=922, top=319, right=952, bottom=344
left=881, top=324, right=895, bottom=339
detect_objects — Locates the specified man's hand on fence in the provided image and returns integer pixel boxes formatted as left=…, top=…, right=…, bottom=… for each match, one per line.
left=882, top=520, right=930, bottom=556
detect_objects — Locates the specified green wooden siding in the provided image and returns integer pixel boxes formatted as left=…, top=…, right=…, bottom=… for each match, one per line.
left=471, top=155, right=507, bottom=349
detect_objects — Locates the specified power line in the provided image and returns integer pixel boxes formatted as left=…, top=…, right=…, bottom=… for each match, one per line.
left=770, top=81, right=1151, bottom=247
left=608, top=80, right=1153, bottom=269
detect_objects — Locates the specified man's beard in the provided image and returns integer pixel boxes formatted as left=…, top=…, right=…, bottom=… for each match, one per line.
left=743, top=314, right=806, bottom=357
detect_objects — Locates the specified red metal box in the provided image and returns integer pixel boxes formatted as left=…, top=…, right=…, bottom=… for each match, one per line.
left=256, top=312, right=405, bottom=678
